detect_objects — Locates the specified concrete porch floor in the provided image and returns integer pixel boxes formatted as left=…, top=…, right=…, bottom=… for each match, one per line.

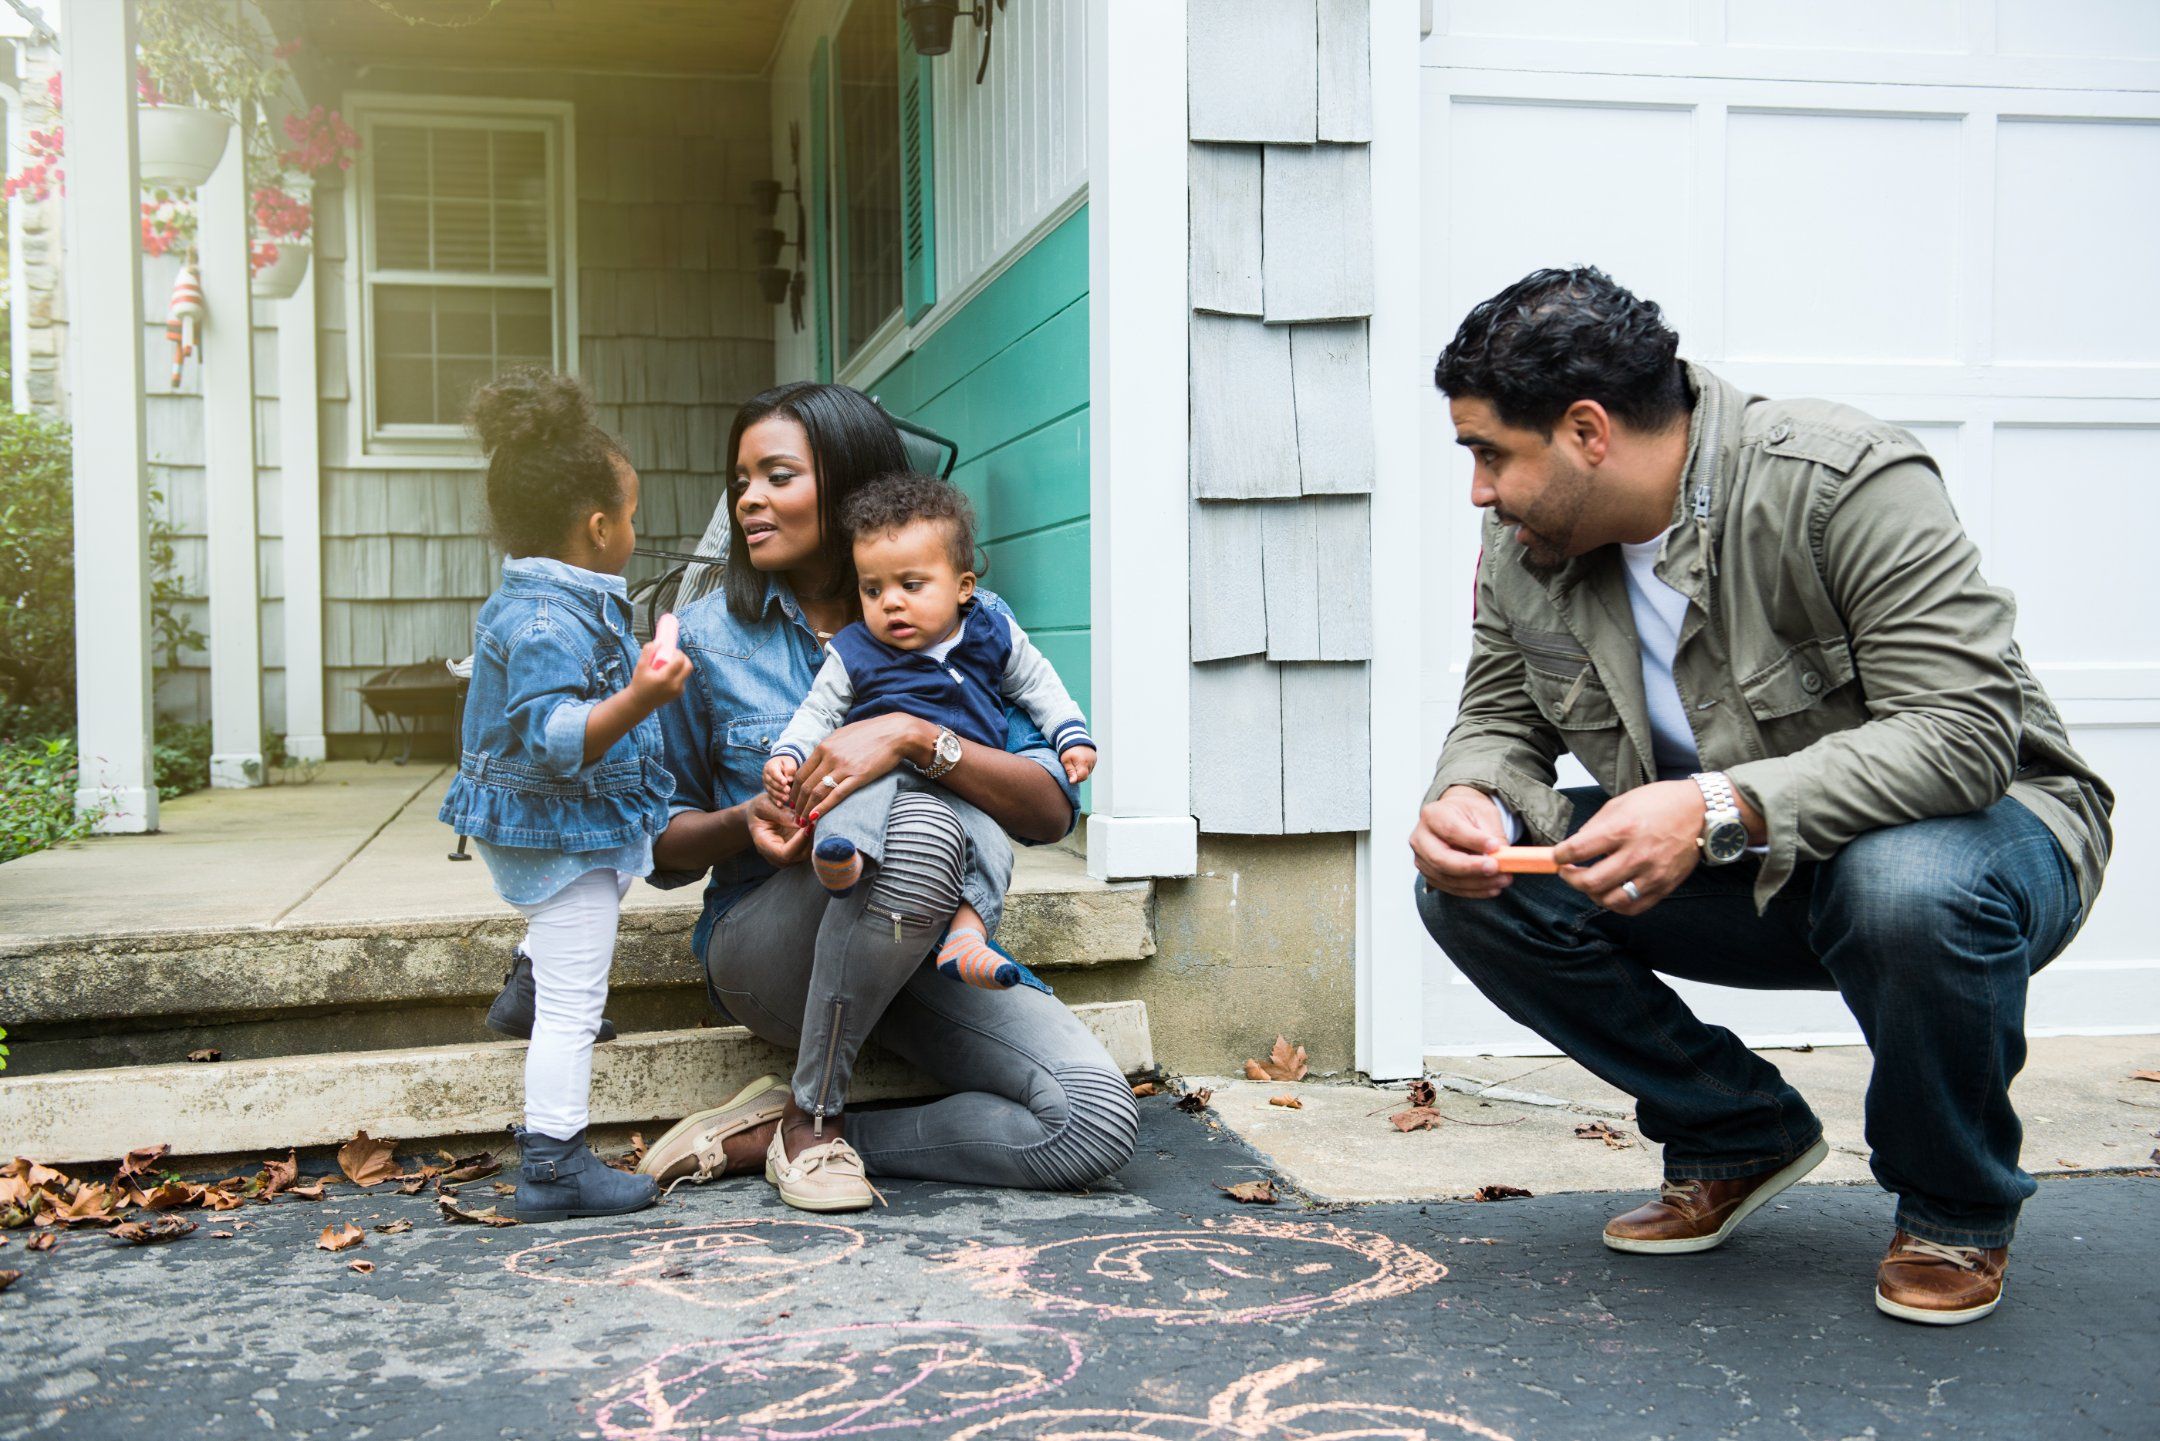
left=0, top=760, right=1102, bottom=944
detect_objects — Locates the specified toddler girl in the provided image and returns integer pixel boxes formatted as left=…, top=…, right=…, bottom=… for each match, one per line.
left=438, top=368, right=690, bottom=1223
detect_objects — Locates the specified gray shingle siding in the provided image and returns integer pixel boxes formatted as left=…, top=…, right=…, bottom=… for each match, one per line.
left=1187, top=1, right=1374, bottom=835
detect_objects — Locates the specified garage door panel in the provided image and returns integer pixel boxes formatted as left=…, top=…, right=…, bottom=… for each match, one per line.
left=1991, top=425, right=2160, bottom=666
left=1725, top=111, right=1963, bottom=362
left=1445, top=100, right=1697, bottom=341
left=1724, top=0, right=1962, bottom=55
left=1995, top=119, right=2160, bottom=365
left=1996, top=1, right=2160, bottom=61
left=1444, top=0, right=1692, bottom=45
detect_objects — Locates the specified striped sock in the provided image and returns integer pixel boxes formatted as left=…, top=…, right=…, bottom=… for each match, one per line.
left=813, top=837, right=861, bottom=896
left=935, top=927, right=1053, bottom=995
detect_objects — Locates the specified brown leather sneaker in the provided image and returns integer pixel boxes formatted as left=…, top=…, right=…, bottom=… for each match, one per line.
left=1875, top=1231, right=2007, bottom=1325
left=638, top=1075, right=787, bottom=1187
left=1602, top=1136, right=1829, bottom=1254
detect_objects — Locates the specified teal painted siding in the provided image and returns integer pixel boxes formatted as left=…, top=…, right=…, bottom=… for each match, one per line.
left=869, top=207, right=1090, bottom=728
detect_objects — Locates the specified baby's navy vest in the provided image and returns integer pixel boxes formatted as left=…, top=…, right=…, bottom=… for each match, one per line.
left=829, top=600, right=1010, bottom=749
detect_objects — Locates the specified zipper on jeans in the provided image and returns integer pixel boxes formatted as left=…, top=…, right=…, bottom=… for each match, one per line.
left=811, top=998, right=844, bottom=1138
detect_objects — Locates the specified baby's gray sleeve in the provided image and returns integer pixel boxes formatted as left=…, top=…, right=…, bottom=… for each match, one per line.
left=772, top=650, right=855, bottom=764
left=1001, top=616, right=1094, bottom=755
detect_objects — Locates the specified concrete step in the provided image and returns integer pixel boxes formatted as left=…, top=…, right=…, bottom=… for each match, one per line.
left=0, top=1001, right=1156, bottom=1164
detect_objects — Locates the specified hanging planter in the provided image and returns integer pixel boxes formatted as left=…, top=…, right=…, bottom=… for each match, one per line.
left=137, top=104, right=234, bottom=187
left=249, top=236, right=310, bottom=299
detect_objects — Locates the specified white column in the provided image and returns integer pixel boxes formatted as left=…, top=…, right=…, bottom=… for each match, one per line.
left=1084, top=0, right=1197, bottom=881
left=1357, top=0, right=1428, bottom=1080
left=277, top=243, right=327, bottom=761
left=3, top=77, right=27, bottom=415
left=197, top=121, right=265, bottom=786
left=60, top=0, right=157, bottom=832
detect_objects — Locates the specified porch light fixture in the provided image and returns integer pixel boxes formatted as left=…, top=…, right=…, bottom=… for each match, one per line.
left=903, top=0, right=1007, bottom=83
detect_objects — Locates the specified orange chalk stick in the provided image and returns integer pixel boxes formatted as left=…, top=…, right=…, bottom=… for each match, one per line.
left=1493, top=846, right=1559, bottom=874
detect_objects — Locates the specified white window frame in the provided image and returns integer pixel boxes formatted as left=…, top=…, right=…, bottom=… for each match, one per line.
left=341, top=92, right=578, bottom=464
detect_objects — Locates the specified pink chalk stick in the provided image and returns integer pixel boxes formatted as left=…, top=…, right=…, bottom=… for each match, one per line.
left=651, top=612, right=680, bottom=669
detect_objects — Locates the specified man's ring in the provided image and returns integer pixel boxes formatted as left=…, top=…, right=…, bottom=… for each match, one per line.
left=1621, top=880, right=1642, bottom=903
left=819, top=775, right=839, bottom=788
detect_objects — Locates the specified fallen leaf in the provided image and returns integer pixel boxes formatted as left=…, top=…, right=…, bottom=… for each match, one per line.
left=437, top=1194, right=519, bottom=1227
left=0, top=1270, right=18, bottom=1291
left=1175, top=1088, right=1214, bottom=1115
left=436, top=1153, right=502, bottom=1186
left=1574, top=1121, right=1634, bottom=1150
left=395, top=1175, right=432, bottom=1196
left=26, top=1232, right=54, bottom=1252
left=2130, top=1069, right=2160, bottom=1083
left=141, top=1180, right=203, bottom=1211
left=338, top=1131, right=401, bottom=1188
left=1131, top=1082, right=1160, bottom=1098
left=1391, top=1107, right=1443, bottom=1133
left=257, top=1152, right=299, bottom=1199
left=209, top=1230, right=234, bottom=1239
left=1242, top=1035, right=1310, bottom=1083
left=110, top=1216, right=196, bottom=1244
left=374, top=1219, right=413, bottom=1235
left=348, top=1259, right=376, bottom=1275
left=115, top=1144, right=171, bottom=1185
left=186, top=1048, right=222, bottom=1063
left=53, top=1183, right=121, bottom=1225
left=198, top=1187, right=244, bottom=1213
left=1268, top=1094, right=1303, bottom=1110
left=317, top=1223, right=365, bottom=1253
left=2055, top=1158, right=2080, bottom=1169
left=1406, top=1078, right=1437, bottom=1108
left=1218, top=1180, right=1278, bottom=1204
left=1472, top=1184, right=1534, bottom=1203
left=286, top=1181, right=330, bottom=1201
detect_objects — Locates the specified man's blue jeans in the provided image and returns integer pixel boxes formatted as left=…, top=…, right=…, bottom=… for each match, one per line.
left=1415, top=789, right=2084, bottom=1248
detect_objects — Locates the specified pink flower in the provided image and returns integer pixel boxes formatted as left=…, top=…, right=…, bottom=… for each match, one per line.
left=273, top=37, right=304, bottom=60
left=136, top=65, right=167, bottom=107
left=44, top=71, right=62, bottom=114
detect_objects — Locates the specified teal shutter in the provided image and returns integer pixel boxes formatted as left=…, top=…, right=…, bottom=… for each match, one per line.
left=808, top=38, right=834, bottom=383
left=897, top=16, right=937, bottom=323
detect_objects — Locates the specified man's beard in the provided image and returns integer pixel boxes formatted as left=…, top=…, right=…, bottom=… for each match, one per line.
left=1501, top=456, right=1593, bottom=579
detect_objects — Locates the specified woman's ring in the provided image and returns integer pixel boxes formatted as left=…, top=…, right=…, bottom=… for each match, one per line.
left=819, top=775, right=840, bottom=788
left=1621, top=880, right=1642, bottom=903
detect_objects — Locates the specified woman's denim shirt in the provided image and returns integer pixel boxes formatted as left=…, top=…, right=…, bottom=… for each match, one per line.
left=438, top=557, right=674, bottom=852
left=653, top=575, right=1077, bottom=960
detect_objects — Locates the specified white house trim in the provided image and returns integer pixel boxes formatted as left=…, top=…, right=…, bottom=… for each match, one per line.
left=278, top=257, right=327, bottom=763
left=1083, top=0, right=1196, bottom=881
left=198, top=129, right=265, bottom=788
left=59, top=0, right=156, bottom=830
left=1358, top=0, right=1428, bottom=1081
left=1, top=67, right=26, bottom=414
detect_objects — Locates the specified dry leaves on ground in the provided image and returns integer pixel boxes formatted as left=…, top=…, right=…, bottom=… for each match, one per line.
left=1574, top=1121, right=1634, bottom=1150
left=1406, top=1079, right=1437, bottom=1108
left=490, top=1182, right=517, bottom=1198
left=1175, top=1088, right=1214, bottom=1115
left=435, top=1151, right=502, bottom=1186
left=114, top=1144, right=171, bottom=1187
left=2131, top=1069, right=2160, bottom=1083
left=394, top=1165, right=442, bottom=1196
left=438, top=1194, right=519, bottom=1227
left=348, top=1259, right=376, bottom=1275
left=257, top=1153, right=300, bottom=1200
left=1243, top=1035, right=1310, bottom=1084
left=317, top=1223, right=365, bottom=1253
left=338, top=1131, right=401, bottom=1188
left=111, top=1216, right=197, bottom=1244
left=25, top=1233, right=54, bottom=1252
left=1268, top=1094, right=1303, bottom=1110
left=286, top=1180, right=332, bottom=1202
left=604, top=1134, right=648, bottom=1174
left=1219, top=1180, right=1278, bottom=1204
left=1472, top=1184, right=1534, bottom=1203
left=186, top=1048, right=222, bottom=1063
left=374, top=1219, right=413, bottom=1235
left=1391, top=1107, right=1444, bottom=1133
left=1131, top=1082, right=1160, bottom=1098
left=0, top=1270, right=18, bottom=1292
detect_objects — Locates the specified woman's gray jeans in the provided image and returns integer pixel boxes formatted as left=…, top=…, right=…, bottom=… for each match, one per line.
left=701, top=790, right=1139, bottom=1191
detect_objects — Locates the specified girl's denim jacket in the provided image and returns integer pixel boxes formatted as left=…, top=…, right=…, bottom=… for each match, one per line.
left=438, top=557, right=674, bottom=852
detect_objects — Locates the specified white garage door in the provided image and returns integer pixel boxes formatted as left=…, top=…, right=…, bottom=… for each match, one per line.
left=1418, top=1, right=2160, bottom=1052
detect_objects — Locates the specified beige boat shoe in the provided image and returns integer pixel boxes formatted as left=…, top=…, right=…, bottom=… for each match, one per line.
left=764, top=1124, right=885, bottom=1213
left=638, top=1075, right=788, bottom=1188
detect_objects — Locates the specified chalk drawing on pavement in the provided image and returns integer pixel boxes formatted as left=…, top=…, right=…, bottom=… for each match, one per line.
left=935, top=1216, right=1445, bottom=1326
left=589, top=1320, right=1088, bottom=1440
left=505, top=1218, right=865, bottom=1309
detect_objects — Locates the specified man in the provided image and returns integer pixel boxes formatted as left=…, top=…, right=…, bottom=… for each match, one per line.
left=1412, top=268, right=2111, bottom=1326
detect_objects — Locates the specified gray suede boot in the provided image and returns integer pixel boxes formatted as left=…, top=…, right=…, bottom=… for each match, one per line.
left=511, top=1126, right=658, bottom=1222
left=486, top=948, right=617, bottom=1043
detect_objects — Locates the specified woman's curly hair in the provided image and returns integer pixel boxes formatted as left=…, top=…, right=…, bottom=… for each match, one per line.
left=468, top=366, right=627, bottom=558
left=1435, top=267, right=1690, bottom=437
left=841, top=471, right=982, bottom=576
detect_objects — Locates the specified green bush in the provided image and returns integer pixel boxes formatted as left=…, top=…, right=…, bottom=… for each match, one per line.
left=153, top=719, right=212, bottom=800
left=0, top=407, right=75, bottom=723
left=0, top=733, right=101, bottom=864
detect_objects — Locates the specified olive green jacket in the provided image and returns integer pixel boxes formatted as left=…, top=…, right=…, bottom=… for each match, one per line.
left=1427, top=363, right=2113, bottom=913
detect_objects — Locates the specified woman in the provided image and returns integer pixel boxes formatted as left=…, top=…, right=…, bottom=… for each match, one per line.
left=643, top=382, right=1138, bottom=1211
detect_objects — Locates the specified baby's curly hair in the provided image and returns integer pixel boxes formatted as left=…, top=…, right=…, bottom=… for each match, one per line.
left=468, top=366, right=627, bottom=557
left=840, top=470, right=981, bottom=576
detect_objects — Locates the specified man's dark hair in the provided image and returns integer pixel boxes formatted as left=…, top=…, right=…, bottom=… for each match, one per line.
left=1434, top=267, right=1690, bottom=437
left=841, top=470, right=981, bottom=576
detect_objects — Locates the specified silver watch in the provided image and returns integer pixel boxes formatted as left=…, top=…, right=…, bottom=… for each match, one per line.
left=1693, top=771, right=1749, bottom=865
left=914, top=725, right=962, bottom=781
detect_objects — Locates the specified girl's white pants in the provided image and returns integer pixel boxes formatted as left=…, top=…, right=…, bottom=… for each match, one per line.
left=512, top=867, right=631, bottom=1140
